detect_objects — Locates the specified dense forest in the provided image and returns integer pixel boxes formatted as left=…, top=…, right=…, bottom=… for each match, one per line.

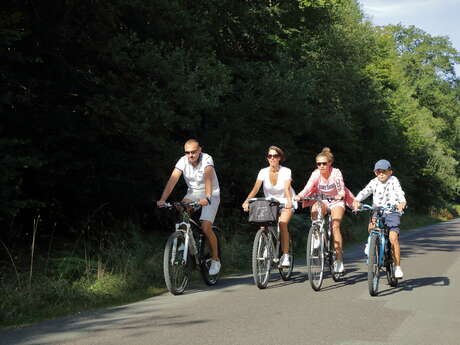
left=1, top=0, right=460, bottom=321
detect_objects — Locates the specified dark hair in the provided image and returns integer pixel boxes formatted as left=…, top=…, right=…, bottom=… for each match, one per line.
left=267, top=145, right=285, bottom=162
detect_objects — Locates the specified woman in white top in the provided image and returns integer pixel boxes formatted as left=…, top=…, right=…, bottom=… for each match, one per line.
left=242, top=146, right=295, bottom=267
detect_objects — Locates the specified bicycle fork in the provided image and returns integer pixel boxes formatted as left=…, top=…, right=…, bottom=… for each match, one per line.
left=370, top=231, right=385, bottom=266
left=172, top=222, right=198, bottom=265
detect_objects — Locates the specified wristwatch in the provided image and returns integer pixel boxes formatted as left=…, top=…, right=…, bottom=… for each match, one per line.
left=206, top=195, right=212, bottom=205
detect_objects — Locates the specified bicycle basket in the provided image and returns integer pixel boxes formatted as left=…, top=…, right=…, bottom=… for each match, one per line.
left=248, top=199, right=279, bottom=224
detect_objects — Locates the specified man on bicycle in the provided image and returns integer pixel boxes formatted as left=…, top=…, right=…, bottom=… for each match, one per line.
left=352, top=159, right=406, bottom=278
left=157, top=139, right=221, bottom=275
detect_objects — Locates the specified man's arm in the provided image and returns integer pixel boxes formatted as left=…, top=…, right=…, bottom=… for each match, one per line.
left=157, top=168, right=182, bottom=206
left=201, top=165, right=215, bottom=206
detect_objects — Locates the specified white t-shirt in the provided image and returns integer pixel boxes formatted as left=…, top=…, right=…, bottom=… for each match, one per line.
left=355, top=176, right=406, bottom=207
left=175, top=153, right=220, bottom=198
left=257, top=166, right=296, bottom=205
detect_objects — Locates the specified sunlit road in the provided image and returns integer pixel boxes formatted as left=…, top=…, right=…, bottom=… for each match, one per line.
left=3, top=218, right=460, bottom=345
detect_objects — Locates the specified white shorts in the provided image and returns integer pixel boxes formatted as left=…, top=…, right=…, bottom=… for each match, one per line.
left=183, top=192, right=220, bottom=223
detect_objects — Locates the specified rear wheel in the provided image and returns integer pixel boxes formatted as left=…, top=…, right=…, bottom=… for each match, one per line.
left=252, top=228, right=272, bottom=289
left=368, top=234, right=381, bottom=296
left=200, top=226, right=222, bottom=286
left=385, top=241, right=398, bottom=287
left=163, top=231, right=191, bottom=295
left=279, top=234, right=294, bottom=281
left=306, top=226, right=324, bottom=291
left=329, top=233, right=343, bottom=282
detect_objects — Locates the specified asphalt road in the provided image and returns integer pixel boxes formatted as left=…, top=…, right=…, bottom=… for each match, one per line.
left=3, top=218, right=460, bottom=345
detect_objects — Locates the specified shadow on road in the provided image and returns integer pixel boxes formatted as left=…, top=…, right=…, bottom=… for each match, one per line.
left=377, top=276, right=450, bottom=296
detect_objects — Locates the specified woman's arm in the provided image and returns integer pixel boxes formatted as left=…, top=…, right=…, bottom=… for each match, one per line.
left=297, top=170, right=318, bottom=198
left=242, top=179, right=263, bottom=211
left=284, top=179, right=293, bottom=209
left=333, top=169, right=345, bottom=200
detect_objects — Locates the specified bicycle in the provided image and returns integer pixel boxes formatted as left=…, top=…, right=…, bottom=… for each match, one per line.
left=353, top=204, right=400, bottom=296
left=159, top=201, right=222, bottom=295
left=249, top=198, right=294, bottom=289
left=301, top=194, right=343, bottom=291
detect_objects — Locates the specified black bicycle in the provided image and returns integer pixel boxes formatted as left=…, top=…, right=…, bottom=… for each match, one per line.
left=249, top=198, right=294, bottom=289
left=354, top=204, right=399, bottom=296
left=301, top=194, right=342, bottom=291
left=159, top=201, right=222, bottom=295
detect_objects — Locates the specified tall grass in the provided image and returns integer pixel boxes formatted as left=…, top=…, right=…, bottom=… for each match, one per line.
left=0, top=217, right=167, bottom=328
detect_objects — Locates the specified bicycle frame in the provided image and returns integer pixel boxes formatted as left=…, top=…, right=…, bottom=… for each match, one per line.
left=307, top=196, right=333, bottom=249
left=369, top=227, right=386, bottom=267
left=164, top=202, right=202, bottom=266
left=265, top=224, right=280, bottom=263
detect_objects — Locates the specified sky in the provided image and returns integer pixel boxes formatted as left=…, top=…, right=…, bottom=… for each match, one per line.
left=358, top=0, right=460, bottom=75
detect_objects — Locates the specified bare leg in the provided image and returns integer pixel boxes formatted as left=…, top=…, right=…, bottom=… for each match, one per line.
left=279, top=209, right=293, bottom=254
left=330, top=206, right=345, bottom=261
left=389, top=231, right=400, bottom=266
left=201, top=220, right=219, bottom=261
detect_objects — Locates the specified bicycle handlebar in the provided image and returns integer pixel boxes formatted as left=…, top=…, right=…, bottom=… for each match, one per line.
left=298, top=193, right=340, bottom=203
left=248, top=197, right=286, bottom=209
left=352, top=203, right=403, bottom=215
left=158, top=201, right=201, bottom=210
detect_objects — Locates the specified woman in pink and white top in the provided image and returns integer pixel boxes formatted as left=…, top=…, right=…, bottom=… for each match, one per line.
left=295, top=147, right=349, bottom=273
left=242, top=146, right=296, bottom=268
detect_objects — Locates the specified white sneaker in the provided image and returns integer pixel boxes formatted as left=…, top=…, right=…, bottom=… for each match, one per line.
left=394, top=266, right=403, bottom=279
left=280, top=254, right=291, bottom=267
left=209, top=260, right=221, bottom=275
left=334, top=260, right=344, bottom=273
left=313, top=234, right=321, bottom=249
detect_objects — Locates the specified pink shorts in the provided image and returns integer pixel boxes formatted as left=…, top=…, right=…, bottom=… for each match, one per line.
left=323, top=199, right=345, bottom=211
left=302, top=199, right=345, bottom=211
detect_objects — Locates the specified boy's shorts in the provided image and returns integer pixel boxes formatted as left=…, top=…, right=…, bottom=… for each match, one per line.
left=383, top=212, right=401, bottom=233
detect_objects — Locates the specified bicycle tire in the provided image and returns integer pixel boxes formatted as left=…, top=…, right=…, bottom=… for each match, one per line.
left=163, top=231, right=191, bottom=295
left=252, top=228, right=272, bottom=289
left=279, top=234, right=294, bottom=281
left=368, top=234, right=380, bottom=296
left=306, top=226, right=324, bottom=291
left=385, top=242, right=398, bottom=287
left=200, top=226, right=222, bottom=286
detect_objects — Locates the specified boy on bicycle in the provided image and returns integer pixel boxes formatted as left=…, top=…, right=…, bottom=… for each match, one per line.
left=157, top=139, right=221, bottom=275
left=352, top=159, right=406, bottom=278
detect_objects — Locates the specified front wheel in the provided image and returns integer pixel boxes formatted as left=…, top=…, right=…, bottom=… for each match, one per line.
left=200, top=226, right=222, bottom=286
left=368, top=234, right=381, bottom=296
left=306, top=226, right=325, bottom=291
left=163, top=231, right=191, bottom=295
left=279, top=234, right=294, bottom=281
left=252, top=228, right=272, bottom=289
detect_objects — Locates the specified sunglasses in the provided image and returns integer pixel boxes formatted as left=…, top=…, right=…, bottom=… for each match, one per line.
left=185, top=150, right=198, bottom=155
left=267, top=154, right=280, bottom=159
left=375, top=169, right=389, bottom=174
left=316, top=162, right=328, bottom=166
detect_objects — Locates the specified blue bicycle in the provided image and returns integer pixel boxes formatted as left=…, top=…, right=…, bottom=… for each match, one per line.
left=354, top=204, right=400, bottom=296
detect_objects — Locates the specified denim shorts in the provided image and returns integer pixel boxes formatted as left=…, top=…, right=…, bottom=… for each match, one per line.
left=384, top=212, right=401, bottom=233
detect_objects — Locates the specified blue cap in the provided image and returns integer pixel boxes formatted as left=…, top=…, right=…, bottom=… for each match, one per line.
left=374, top=159, right=391, bottom=171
